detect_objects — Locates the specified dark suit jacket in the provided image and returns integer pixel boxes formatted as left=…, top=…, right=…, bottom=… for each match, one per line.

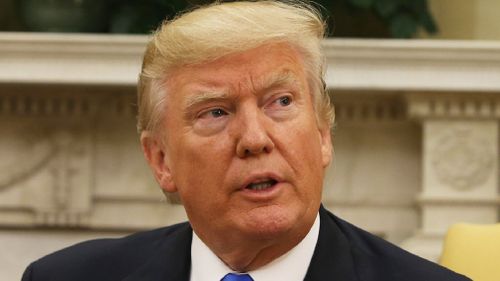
left=22, top=207, right=471, bottom=281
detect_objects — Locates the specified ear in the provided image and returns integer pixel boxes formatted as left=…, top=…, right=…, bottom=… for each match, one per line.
left=140, top=132, right=177, bottom=193
left=318, top=125, right=333, bottom=168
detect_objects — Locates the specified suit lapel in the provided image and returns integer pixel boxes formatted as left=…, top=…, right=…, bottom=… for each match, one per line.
left=123, top=223, right=193, bottom=281
left=304, top=206, right=359, bottom=281
left=121, top=207, right=360, bottom=281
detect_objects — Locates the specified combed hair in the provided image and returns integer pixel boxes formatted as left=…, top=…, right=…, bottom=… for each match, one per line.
left=137, top=0, right=335, bottom=134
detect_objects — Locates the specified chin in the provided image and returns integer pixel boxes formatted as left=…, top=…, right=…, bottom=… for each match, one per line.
left=240, top=204, right=302, bottom=239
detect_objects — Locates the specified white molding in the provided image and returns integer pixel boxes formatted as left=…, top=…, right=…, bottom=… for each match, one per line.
left=407, top=92, right=500, bottom=119
left=0, top=32, right=146, bottom=85
left=325, top=39, right=500, bottom=92
left=2, top=33, right=500, bottom=92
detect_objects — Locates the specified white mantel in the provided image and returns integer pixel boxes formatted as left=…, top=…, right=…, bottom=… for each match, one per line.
left=2, top=32, right=500, bottom=91
left=1, top=33, right=500, bottom=279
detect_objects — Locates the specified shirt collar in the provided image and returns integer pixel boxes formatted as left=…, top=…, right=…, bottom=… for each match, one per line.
left=190, top=213, right=320, bottom=281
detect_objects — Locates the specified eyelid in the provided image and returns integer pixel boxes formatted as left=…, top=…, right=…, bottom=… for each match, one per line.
left=184, top=91, right=229, bottom=118
left=196, top=106, right=229, bottom=119
left=184, top=98, right=228, bottom=118
left=278, top=93, right=293, bottom=100
left=264, top=92, right=294, bottom=107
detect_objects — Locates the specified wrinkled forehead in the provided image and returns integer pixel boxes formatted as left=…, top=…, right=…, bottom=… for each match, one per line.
left=163, top=42, right=309, bottom=91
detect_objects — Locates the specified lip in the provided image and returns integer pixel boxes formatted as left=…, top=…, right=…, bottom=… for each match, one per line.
left=238, top=172, right=285, bottom=201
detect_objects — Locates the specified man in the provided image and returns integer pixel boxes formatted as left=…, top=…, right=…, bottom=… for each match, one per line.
left=22, top=1, right=470, bottom=281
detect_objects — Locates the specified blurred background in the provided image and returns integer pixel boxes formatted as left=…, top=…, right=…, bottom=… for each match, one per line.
left=0, top=0, right=499, bottom=280
left=0, top=0, right=499, bottom=39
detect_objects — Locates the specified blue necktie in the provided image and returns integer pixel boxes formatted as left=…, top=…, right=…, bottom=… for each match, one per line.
left=221, top=273, right=254, bottom=281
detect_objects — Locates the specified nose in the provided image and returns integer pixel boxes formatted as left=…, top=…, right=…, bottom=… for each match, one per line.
left=235, top=108, right=275, bottom=158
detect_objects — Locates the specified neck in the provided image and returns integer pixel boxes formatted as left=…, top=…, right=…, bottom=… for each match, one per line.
left=196, top=217, right=316, bottom=272
left=220, top=235, right=302, bottom=271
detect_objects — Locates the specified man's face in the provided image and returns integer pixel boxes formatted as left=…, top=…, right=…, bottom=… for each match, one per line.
left=147, top=43, right=331, bottom=246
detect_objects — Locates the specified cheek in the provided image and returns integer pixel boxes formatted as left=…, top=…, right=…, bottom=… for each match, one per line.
left=279, top=124, right=325, bottom=185
left=170, top=135, right=234, bottom=196
left=296, top=138, right=325, bottom=182
left=174, top=156, right=227, bottom=219
left=173, top=140, right=235, bottom=225
left=280, top=117, right=324, bottom=161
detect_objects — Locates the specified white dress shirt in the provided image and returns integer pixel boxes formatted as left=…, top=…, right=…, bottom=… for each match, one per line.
left=190, top=213, right=320, bottom=281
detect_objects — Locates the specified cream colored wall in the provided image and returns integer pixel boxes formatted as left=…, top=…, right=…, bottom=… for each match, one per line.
left=428, top=0, right=500, bottom=40
left=476, top=0, right=500, bottom=39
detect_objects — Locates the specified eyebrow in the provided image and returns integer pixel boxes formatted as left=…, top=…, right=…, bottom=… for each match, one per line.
left=257, top=71, right=303, bottom=92
left=183, top=71, right=303, bottom=112
left=184, top=90, right=229, bottom=111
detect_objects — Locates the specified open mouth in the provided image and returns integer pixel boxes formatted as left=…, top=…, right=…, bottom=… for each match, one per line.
left=245, top=179, right=278, bottom=191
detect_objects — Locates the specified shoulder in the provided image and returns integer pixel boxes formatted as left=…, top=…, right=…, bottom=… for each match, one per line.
left=320, top=208, right=471, bottom=281
left=22, top=222, right=191, bottom=281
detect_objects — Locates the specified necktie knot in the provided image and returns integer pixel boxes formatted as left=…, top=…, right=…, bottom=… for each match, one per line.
left=221, top=273, right=254, bottom=281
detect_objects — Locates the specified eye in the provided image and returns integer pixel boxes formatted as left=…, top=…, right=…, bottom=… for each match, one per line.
left=265, top=94, right=294, bottom=111
left=277, top=96, right=292, bottom=106
left=199, top=108, right=228, bottom=119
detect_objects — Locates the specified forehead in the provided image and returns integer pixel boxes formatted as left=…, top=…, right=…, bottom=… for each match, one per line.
left=165, top=43, right=308, bottom=93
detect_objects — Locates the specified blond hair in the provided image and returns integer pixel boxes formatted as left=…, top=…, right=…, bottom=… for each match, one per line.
left=137, top=0, right=334, bottom=134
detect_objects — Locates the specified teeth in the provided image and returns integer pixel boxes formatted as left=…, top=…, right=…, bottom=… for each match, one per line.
left=247, top=181, right=274, bottom=191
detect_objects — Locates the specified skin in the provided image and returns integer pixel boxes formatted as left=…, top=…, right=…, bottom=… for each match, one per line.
left=141, top=42, right=332, bottom=271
